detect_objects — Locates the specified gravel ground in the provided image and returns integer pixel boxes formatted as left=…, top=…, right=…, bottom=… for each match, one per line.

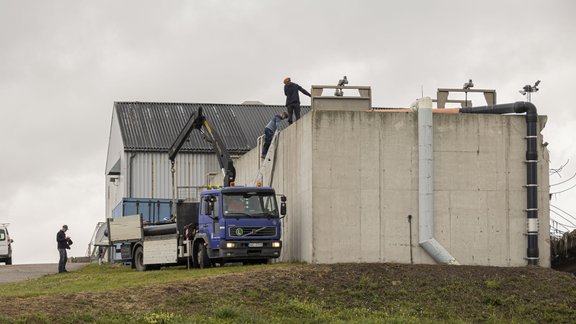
left=0, top=262, right=88, bottom=284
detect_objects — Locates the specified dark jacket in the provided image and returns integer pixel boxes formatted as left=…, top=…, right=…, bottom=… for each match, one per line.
left=284, top=82, right=311, bottom=105
left=57, top=230, right=70, bottom=249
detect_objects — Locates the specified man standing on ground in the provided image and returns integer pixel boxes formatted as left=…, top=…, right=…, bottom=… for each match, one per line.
left=283, top=77, right=311, bottom=124
left=56, top=225, right=71, bottom=273
left=262, top=112, right=288, bottom=159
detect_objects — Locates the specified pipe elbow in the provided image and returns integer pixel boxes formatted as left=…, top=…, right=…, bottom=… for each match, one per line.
left=513, top=101, right=537, bottom=114
left=513, top=101, right=538, bottom=122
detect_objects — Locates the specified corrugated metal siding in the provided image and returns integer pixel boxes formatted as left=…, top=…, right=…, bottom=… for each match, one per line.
left=129, top=152, right=221, bottom=199
left=114, top=102, right=311, bottom=153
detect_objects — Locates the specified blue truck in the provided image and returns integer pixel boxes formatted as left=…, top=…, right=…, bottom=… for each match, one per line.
left=191, top=186, right=285, bottom=268
left=107, top=107, right=286, bottom=271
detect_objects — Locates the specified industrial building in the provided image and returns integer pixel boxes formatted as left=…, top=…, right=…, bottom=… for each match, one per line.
left=104, top=84, right=551, bottom=267
left=104, top=102, right=309, bottom=219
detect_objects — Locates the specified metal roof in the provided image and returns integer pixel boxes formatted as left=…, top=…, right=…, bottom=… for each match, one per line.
left=114, top=102, right=311, bottom=153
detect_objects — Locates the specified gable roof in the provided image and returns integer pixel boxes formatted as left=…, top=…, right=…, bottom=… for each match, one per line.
left=114, top=102, right=311, bottom=153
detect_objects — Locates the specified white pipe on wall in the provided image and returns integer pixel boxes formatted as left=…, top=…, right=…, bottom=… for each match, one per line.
left=416, top=97, right=459, bottom=265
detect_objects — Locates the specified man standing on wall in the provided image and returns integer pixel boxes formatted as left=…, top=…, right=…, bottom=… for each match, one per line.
left=283, top=77, right=311, bottom=124
left=56, top=225, right=72, bottom=273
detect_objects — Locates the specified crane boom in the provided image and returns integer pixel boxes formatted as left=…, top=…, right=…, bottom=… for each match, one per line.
left=168, top=107, right=236, bottom=186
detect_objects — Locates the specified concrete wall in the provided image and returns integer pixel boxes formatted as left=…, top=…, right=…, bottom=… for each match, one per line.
left=234, top=109, right=551, bottom=267
left=235, top=111, right=314, bottom=262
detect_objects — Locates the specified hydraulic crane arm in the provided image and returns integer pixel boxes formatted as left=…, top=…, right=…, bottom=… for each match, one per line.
left=168, top=107, right=236, bottom=186
left=168, top=110, right=201, bottom=162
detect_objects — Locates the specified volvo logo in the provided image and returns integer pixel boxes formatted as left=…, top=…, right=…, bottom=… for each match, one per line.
left=235, top=228, right=244, bottom=236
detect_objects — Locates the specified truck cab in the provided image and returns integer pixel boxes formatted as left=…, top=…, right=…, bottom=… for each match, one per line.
left=194, top=186, right=285, bottom=267
left=0, top=224, right=13, bottom=265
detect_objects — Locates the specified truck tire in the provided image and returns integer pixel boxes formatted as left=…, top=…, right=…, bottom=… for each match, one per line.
left=6, top=257, right=12, bottom=265
left=134, top=246, right=147, bottom=272
left=198, top=244, right=211, bottom=269
left=192, top=243, right=200, bottom=268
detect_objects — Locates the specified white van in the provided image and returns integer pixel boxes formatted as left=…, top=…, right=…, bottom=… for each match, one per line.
left=0, top=224, right=13, bottom=265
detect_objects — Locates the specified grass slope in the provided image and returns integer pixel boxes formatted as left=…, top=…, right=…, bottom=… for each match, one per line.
left=0, top=263, right=575, bottom=323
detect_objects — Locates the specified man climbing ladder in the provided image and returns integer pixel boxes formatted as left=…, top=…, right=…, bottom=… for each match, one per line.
left=255, top=129, right=280, bottom=187
left=261, top=111, right=288, bottom=159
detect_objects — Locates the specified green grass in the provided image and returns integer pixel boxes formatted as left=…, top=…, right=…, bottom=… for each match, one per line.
left=0, top=263, right=275, bottom=298
left=1, top=262, right=575, bottom=323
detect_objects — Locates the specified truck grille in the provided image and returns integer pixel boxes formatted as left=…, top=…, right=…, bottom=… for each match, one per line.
left=228, top=226, right=276, bottom=237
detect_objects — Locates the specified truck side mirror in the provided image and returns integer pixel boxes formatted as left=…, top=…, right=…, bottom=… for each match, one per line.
left=9, top=239, right=13, bottom=244
left=280, top=195, right=287, bottom=216
left=204, top=196, right=218, bottom=220
left=204, top=198, right=212, bottom=216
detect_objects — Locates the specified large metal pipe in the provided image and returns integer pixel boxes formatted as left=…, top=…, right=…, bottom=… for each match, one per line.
left=417, top=98, right=459, bottom=265
left=143, top=223, right=177, bottom=236
left=461, top=101, right=539, bottom=265
left=128, top=153, right=136, bottom=198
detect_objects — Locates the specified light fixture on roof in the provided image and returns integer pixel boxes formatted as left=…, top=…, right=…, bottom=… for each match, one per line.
left=334, top=76, right=348, bottom=96
left=519, top=80, right=540, bottom=102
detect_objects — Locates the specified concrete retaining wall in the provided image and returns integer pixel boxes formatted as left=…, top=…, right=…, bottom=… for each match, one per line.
left=234, top=110, right=550, bottom=267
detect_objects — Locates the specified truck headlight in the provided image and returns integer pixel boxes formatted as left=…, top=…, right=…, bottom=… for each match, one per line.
left=272, top=241, right=281, bottom=248
left=226, top=242, right=236, bottom=248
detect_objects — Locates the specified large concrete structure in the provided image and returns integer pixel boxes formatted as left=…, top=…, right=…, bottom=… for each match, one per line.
left=234, top=85, right=550, bottom=267
left=105, top=86, right=550, bottom=268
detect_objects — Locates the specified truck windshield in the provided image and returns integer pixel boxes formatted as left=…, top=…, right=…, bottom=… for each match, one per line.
left=223, top=193, right=279, bottom=218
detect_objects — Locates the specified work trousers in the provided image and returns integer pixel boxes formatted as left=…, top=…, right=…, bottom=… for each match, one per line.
left=58, top=248, right=67, bottom=273
left=262, top=128, right=274, bottom=157
left=286, top=103, right=300, bottom=124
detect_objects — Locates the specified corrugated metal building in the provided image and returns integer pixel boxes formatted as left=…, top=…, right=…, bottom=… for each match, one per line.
left=105, top=102, right=310, bottom=219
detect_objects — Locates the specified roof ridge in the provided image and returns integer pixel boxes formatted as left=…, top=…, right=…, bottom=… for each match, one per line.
left=114, top=101, right=309, bottom=108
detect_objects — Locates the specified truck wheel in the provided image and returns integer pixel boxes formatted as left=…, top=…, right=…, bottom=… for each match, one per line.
left=192, top=243, right=200, bottom=268
left=134, top=246, right=147, bottom=272
left=6, top=257, right=11, bottom=265
left=198, top=244, right=211, bottom=269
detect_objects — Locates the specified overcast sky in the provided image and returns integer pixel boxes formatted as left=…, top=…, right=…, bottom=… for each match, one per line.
left=1, top=1, right=575, bottom=264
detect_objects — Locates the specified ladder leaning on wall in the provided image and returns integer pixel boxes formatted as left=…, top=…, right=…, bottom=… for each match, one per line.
left=254, top=130, right=280, bottom=187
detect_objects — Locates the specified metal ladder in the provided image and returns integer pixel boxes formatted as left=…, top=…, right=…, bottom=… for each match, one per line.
left=254, top=130, right=280, bottom=187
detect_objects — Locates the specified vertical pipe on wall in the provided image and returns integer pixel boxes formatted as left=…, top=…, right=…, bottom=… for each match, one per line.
left=151, top=157, right=155, bottom=199
left=460, top=101, right=539, bottom=265
left=128, top=153, right=136, bottom=198
left=417, top=97, right=459, bottom=265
